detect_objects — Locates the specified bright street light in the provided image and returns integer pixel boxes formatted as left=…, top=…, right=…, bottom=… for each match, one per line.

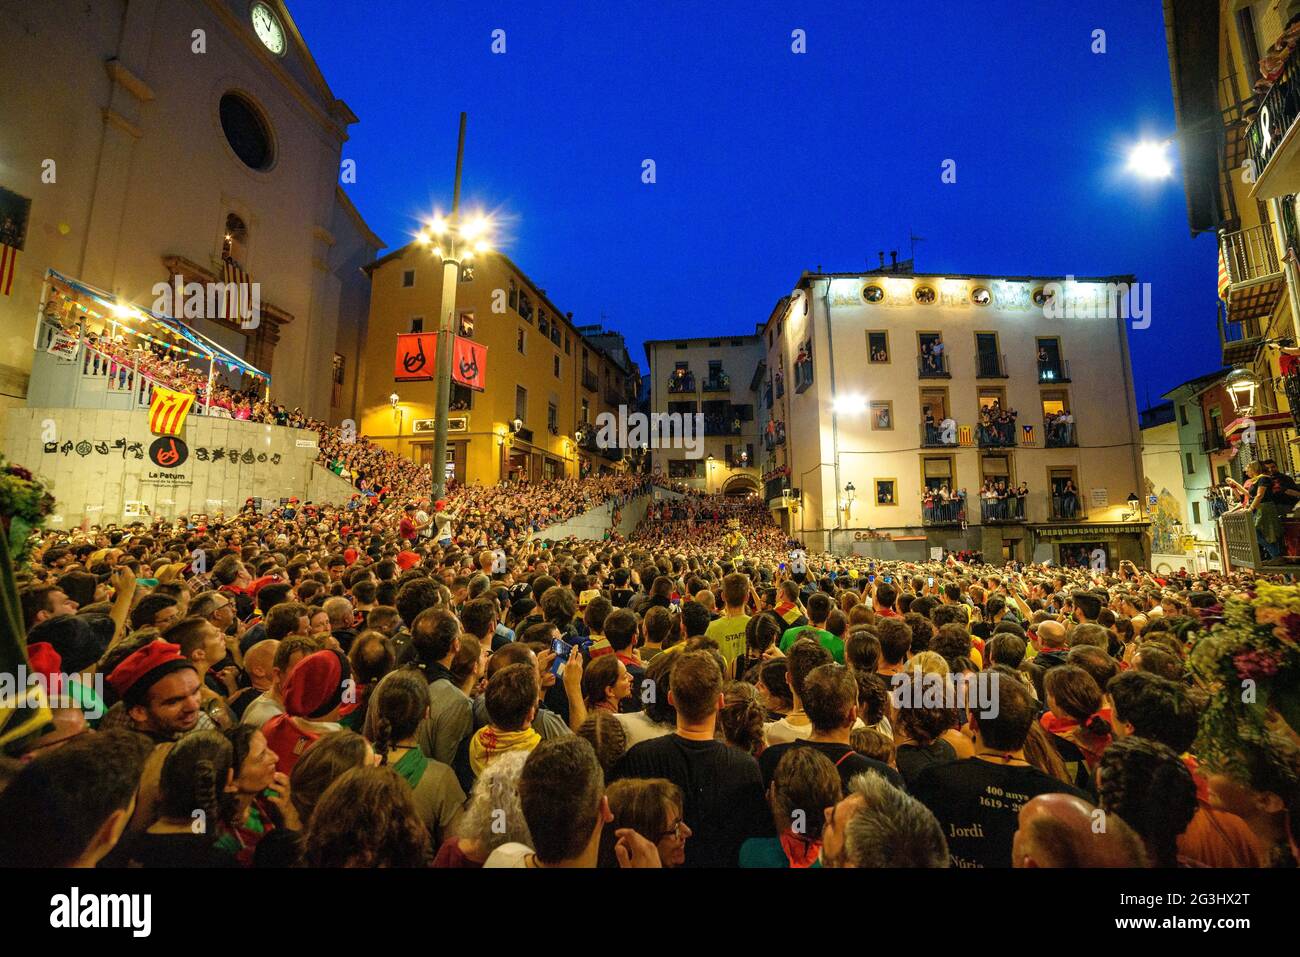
left=1126, top=140, right=1173, bottom=180
left=832, top=395, right=867, bottom=414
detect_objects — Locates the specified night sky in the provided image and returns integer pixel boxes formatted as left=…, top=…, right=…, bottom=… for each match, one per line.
left=289, top=0, right=1217, bottom=408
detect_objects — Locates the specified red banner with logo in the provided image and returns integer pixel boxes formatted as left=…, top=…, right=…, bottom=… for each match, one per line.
left=395, top=333, right=488, bottom=391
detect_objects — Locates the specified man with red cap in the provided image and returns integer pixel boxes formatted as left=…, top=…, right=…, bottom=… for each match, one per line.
left=261, top=649, right=354, bottom=774
left=107, top=642, right=202, bottom=743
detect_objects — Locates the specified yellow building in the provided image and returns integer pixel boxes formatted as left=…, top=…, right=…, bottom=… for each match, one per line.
left=1164, top=0, right=1300, bottom=467
left=358, top=247, right=638, bottom=485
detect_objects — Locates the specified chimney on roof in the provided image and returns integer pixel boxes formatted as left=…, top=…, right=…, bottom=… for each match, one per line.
left=890, top=250, right=898, bottom=269
left=567, top=311, right=573, bottom=320
left=878, top=251, right=885, bottom=269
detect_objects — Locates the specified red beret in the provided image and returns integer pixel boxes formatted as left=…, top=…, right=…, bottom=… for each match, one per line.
left=281, top=650, right=351, bottom=719
left=108, top=642, right=196, bottom=705
left=26, top=642, right=64, bottom=699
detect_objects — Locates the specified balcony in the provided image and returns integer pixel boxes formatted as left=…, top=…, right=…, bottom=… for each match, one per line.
left=1200, top=429, right=1227, bottom=453
left=1219, top=310, right=1265, bottom=366
left=977, top=417, right=1018, bottom=448
left=979, top=497, right=1027, bottom=524
left=917, top=353, right=950, bottom=378
left=704, top=416, right=743, bottom=437
left=775, top=377, right=784, bottom=399
left=604, top=387, right=624, bottom=407
left=922, top=494, right=966, bottom=527
left=702, top=374, right=731, bottom=393
left=582, top=369, right=599, bottom=392
left=920, top=420, right=957, bottom=448
left=1245, top=39, right=1300, bottom=199
left=1219, top=224, right=1285, bottom=325
left=976, top=353, right=1008, bottom=378
left=794, top=359, right=814, bottom=394
left=1043, top=416, right=1077, bottom=448
left=667, top=372, right=696, bottom=394
left=1037, top=359, right=1071, bottom=383
left=1047, top=491, right=1087, bottom=522
left=764, top=422, right=787, bottom=449
left=513, top=426, right=534, bottom=444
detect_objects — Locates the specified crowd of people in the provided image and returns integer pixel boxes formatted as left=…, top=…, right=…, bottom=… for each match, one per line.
left=6, top=480, right=1300, bottom=870
left=976, top=400, right=1019, bottom=448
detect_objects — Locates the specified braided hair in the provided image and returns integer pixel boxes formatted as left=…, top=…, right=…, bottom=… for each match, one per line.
left=362, top=668, right=430, bottom=766
left=158, top=730, right=234, bottom=837
left=1097, top=736, right=1198, bottom=868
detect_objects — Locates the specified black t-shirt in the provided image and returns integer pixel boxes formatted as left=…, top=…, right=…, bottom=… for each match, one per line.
left=758, top=740, right=905, bottom=795
left=911, top=758, right=1087, bottom=868
left=1266, top=473, right=1298, bottom=508
left=610, top=587, right=636, bottom=609
left=612, top=734, right=772, bottom=868
left=119, top=832, right=239, bottom=868
left=895, top=740, right=957, bottom=789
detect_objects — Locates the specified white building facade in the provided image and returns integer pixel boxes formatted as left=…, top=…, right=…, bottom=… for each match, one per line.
left=761, top=271, right=1149, bottom=566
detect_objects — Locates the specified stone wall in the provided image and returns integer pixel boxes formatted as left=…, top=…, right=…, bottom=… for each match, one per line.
left=3, top=408, right=355, bottom=527
left=539, top=492, right=652, bottom=542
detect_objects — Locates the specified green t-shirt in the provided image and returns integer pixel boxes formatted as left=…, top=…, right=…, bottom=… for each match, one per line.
left=779, top=625, right=844, bottom=664
left=705, top=614, right=750, bottom=666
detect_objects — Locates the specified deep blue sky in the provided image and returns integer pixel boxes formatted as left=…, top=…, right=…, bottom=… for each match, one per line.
left=290, top=0, right=1217, bottom=408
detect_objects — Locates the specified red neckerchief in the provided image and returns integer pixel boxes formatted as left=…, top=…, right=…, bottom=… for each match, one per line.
left=779, top=831, right=822, bottom=868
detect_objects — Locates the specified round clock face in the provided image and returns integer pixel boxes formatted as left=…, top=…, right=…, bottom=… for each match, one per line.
left=251, top=2, right=286, bottom=56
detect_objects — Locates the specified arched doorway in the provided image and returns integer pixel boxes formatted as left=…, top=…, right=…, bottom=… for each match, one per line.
left=721, top=474, right=759, bottom=496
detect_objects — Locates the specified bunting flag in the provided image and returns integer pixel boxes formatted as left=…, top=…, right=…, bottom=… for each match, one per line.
left=1218, top=242, right=1231, bottom=301
left=0, top=243, right=17, bottom=296
left=149, top=385, right=196, bottom=435
left=220, top=256, right=252, bottom=321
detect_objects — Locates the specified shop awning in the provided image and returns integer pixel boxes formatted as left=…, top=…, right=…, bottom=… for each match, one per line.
left=1034, top=524, right=1148, bottom=538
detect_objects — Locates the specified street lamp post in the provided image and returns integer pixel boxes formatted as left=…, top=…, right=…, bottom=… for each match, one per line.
left=418, top=112, right=495, bottom=504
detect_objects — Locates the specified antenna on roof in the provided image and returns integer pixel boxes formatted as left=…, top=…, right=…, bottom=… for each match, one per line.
left=909, top=230, right=925, bottom=264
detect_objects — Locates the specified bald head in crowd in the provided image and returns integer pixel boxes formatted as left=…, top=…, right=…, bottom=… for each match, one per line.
left=1011, top=793, right=1147, bottom=868
left=1034, top=620, right=1066, bottom=651
left=243, top=639, right=279, bottom=692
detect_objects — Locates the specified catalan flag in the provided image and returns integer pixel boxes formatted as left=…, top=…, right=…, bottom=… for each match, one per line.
left=149, top=385, right=196, bottom=436
left=0, top=243, right=17, bottom=296
left=220, top=256, right=252, bottom=322
left=1218, top=241, right=1231, bottom=302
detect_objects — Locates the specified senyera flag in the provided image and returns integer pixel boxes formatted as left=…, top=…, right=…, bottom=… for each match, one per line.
left=395, top=333, right=487, bottom=391
left=149, top=385, right=196, bottom=436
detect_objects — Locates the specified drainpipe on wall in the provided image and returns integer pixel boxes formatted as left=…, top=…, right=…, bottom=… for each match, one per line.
left=823, top=279, right=842, bottom=551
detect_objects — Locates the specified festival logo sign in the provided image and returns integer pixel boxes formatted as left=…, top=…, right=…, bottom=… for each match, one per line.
left=394, top=333, right=488, bottom=390
left=148, top=436, right=189, bottom=468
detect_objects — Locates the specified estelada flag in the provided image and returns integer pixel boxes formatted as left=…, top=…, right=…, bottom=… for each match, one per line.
left=149, top=386, right=196, bottom=435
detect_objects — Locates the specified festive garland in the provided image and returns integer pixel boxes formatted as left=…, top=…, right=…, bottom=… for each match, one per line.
left=0, top=457, right=55, bottom=564
left=1187, top=583, right=1300, bottom=780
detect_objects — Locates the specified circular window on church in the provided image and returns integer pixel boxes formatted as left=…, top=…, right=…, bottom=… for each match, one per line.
left=219, top=92, right=275, bottom=171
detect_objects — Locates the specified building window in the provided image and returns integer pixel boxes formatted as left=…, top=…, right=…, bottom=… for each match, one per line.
left=410, top=317, right=423, bottom=333
left=547, top=402, right=558, bottom=434
left=1179, top=404, right=1188, bottom=426
left=222, top=213, right=249, bottom=266
left=581, top=398, right=590, bottom=424
left=1186, top=452, right=1195, bottom=474
left=540, top=312, right=550, bottom=336
left=870, top=400, right=893, bottom=430
left=874, top=479, right=897, bottom=506
left=553, top=354, right=561, bottom=378
left=867, top=331, right=889, bottom=363
left=669, top=459, right=701, bottom=478
left=1192, top=501, right=1201, bottom=524
left=219, top=92, right=274, bottom=171
left=331, top=353, right=344, bottom=408
left=517, top=328, right=526, bottom=354
left=565, top=333, right=571, bottom=355
left=515, top=386, right=527, bottom=424
left=402, top=269, right=415, bottom=288
left=458, top=310, right=474, bottom=337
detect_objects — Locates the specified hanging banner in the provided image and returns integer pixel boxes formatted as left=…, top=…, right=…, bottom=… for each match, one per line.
left=454, top=336, right=487, bottom=391
left=395, top=333, right=488, bottom=390
left=148, top=386, right=196, bottom=436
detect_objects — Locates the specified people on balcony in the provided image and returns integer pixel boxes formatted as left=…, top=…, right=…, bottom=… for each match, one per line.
left=668, top=368, right=695, bottom=393
left=921, top=484, right=965, bottom=524
left=920, top=338, right=945, bottom=374
left=1045, top=408, right=1075, bottom=446
left=763, top=416, right=786, bottom=450
left=1054, top=479, right=1080, bottom=519
left=977, top=480, right=1029, bottom=521
left=977, top=400, right=1018, bottom=446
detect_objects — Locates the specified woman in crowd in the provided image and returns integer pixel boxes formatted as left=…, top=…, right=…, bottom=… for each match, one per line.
left=740, top=748, right=840, bottom=868
left=433, top=750, right=532, bottom=868
left=598, top=778, right=691, bottom=868
left=301, top=766, right=431, bottom=867
left=363, top=669, right=466, bottom=847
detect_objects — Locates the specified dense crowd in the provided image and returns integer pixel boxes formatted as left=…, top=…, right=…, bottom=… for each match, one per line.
left=6, top=484, right=1300, bottom=870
